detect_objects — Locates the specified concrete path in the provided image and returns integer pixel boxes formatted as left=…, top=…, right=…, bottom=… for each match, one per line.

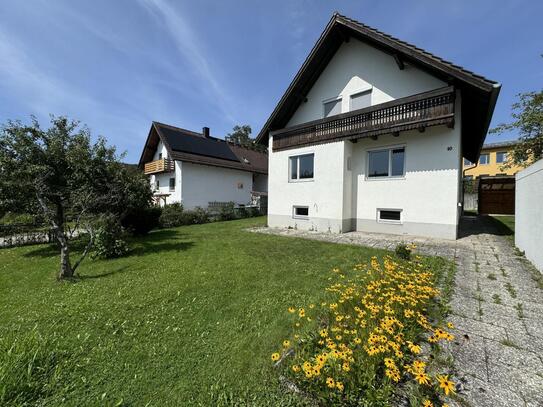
left=251, top=217, right=543, bottom=406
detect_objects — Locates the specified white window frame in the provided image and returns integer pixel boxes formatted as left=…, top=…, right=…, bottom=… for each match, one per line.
left=293, top=206, right=309, bottom=219
left=288, top=153, right=315, bottom=182
left=349, top=88, right=373, bottom=111
left=322, top=96, right=342, bottom=118
left=366, top=144, right=406, bottom=180
left=377, top=208, right=402, bottom=224
left=479, top=153, right=490, bottom=165
left=496, top=151, right=507, bottom=164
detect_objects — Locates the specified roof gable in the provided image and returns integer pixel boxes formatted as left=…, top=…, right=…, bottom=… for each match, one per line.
left=138, top=122, right=268, bottom=174
left=256, top=13, right=500, bottom=162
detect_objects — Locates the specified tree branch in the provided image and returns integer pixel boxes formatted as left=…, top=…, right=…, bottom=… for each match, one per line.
left=72, top=227, right=95, bottom=274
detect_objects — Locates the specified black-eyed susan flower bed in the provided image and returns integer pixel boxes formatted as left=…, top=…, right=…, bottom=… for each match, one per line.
left=272, top=254, right=456, bottom=406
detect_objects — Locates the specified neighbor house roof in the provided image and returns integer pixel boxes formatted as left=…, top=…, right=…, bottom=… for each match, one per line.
left=255, top=12, right=501, bottom=162
left=482, top=140, right=519, bottom=150
left=138, top=122, right=268, bottom=174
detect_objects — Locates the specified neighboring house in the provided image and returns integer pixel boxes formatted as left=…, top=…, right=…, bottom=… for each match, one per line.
left=463, top=140, right=521, bottom=179
left=255, top=13, right=500, bottom=239
left=138, top=122, right=268, bottom=208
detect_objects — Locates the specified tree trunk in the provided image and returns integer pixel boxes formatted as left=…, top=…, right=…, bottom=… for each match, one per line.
left=57, top=232, right=74, bottom=279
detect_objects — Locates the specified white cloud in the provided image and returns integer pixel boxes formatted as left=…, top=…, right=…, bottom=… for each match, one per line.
left=138, top=0, right=237, bottom=123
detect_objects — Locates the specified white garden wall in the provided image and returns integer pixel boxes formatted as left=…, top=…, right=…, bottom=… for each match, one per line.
left=515, top=159, right=543, bottom=272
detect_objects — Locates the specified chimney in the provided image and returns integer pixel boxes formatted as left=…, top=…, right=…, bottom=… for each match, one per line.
left=202, top=127, right=210, bottom=138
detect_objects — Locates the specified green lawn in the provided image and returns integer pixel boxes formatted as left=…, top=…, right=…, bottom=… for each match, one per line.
left=0, top=217, right=448, bottom=406
left=488, top=215, right=515, bottom=235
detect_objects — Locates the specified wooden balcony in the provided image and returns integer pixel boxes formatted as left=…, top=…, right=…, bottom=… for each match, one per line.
left=271, top=86, right=455, bottom=151
left=144, top=158, right=175, bottom=175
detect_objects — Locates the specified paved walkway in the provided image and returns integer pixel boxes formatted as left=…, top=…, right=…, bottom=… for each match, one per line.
left=251, top=217, right=543, bottom=406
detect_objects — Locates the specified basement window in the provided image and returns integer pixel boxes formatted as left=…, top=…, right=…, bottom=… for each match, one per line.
left=293, top=206, right=309, bottom=219
left=377, top=209, right=402, bottom=224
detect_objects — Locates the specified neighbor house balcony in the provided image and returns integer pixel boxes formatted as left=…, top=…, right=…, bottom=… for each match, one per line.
left=144, top=158, right=175, bottom=175
left=271, top=86, right=455, bottom=151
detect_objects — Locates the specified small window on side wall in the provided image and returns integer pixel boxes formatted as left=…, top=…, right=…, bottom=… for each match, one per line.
left=323, top=98, right=342, bottom=118
left=350, top=90, right=372, bottom=111
left=377, top=209, right=402, bottom=223
left=169, top=177, right=175, bottom=191
left=289, top=154, right=314, bottom=181
left=479, top=154, right=490, bottom=165
left=496, top=152, right=507, bottom=163
left=293, top=206, right=309, bottom=219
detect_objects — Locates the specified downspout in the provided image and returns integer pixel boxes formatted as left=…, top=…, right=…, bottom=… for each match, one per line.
left=462, top=161, right=478, bottom=215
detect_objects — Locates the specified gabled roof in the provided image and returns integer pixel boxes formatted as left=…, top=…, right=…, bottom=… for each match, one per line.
left=138, top=122, right=268, bottom=174
left=256, top=12, right=501, bottom=162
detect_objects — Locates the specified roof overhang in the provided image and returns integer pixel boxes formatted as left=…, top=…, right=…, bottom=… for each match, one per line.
left=255, top=13, right=500, bottom=162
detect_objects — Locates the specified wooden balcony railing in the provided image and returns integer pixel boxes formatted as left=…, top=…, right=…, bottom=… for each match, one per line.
left=144, top=158, right=175, bottom=175
left=271, top=86, right=455, bottom=151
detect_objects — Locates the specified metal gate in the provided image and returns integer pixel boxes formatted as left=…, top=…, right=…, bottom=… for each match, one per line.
left=478, top=176, right=515, bottom=215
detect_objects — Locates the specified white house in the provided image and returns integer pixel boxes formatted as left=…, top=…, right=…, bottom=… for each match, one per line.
left=138, top=122, right=268, bottom=208
left=256, top=13, right=500, bottom=239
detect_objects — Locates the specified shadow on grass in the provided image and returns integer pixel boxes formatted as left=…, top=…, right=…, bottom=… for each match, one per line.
left=77, top=265, right=132, bottom=280
left=458, top=215, right=514, bottom=238
left=23, top=228, right=194, bottom=259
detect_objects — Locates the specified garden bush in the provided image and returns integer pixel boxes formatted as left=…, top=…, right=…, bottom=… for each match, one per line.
left=271, top=255, right=456, bottom=406
left=394, top=243, right=412, bottom=260
left=159, top=203, right=185, bottom=228
left=190, top=207, right=210, bottom=224
left=92, top=215, right=129, bottom=259
left=218, top=202, right=236, bottom=221
left=121, top=207, right=161, bottom=236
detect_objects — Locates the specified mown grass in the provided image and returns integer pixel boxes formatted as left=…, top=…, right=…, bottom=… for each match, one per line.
left=0, top=217, right=450, bottom=406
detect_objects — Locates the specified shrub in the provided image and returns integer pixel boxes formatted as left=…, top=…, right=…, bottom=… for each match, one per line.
left=159, top=203, right=185, bottom=228
left=92, top=215, right=128, bottom=259
left=0, top=212, right=40, bottom=225
left=395, top=243, right=412, bottom=260
left=271, top=256, right=456, bottom=406
left=218, top=202, right=236, bottom=221
left=248, top=206, right=261, bottom=217
left=0, top=331, right=63, bottom=405
left=191, top=207, right=210, bottom=224
left=121, top=207, right=161, bottom=236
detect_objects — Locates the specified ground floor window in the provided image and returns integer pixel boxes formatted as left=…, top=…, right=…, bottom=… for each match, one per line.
left=377, top=208, right=402, bottom=223
left=293, top=206, right=309, bottom=219
left=368, top=147, right=405, bottom=178
left=289, top=154, right=314, bottom=181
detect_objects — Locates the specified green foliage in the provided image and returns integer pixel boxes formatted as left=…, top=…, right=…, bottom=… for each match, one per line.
left=0, top=330, right=64, bottom=406
left=218, top=202, right=236, bottom=221
left=490, top=89, right=543, bottom=168
left=92, top=215, right=129, bottom=259
left=187, top=206, right=210, bottom=224
left=159, top=203, right=185, bottom=228
left=225, top=125, right=253, bottom=145
left=121, top=207, right=161, bottom=236
left=0, top=218, right=451, bottom=405
left=395, top=243, right=412, bottom=260
left=0, top=212, right=40, bottom=225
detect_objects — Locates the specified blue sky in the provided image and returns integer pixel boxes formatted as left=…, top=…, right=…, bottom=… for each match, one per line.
left=0, top=0, right=541, bottom=162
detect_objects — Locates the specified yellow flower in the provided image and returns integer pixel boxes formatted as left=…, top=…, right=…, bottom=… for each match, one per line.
left=326, top=377, right=335, bottom=388
left=319, top=329, right=328, bottom=338
left=436, top=374, right=456, bottom=396
left=336, top=381, right=344, bottom=391
left=283, top=340, right=290, bottom=348
left=422, top=400, right=433, bottom=407
left=309, top=304, right=315, bottom=309
left=342, top=362, right=350, bottom=372
left=447, top=322, right=454, bottom=329
left=292, top=364, right=300, bottom=372
left=414, top=372, right=431, bottom=385
left=298, top=309, right=306, bottom=318
left=271, top=353, right=280, bottom=362
left=288, top=307, right=296, bottom=313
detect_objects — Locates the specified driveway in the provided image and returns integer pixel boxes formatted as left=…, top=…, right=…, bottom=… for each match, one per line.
left=252, top=216, right=543, bottom=406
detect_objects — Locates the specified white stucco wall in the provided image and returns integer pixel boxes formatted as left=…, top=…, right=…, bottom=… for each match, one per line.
left=180, top=162, right=253, bottom=209
left=287, top=39, right=446, bottom=126
left=267, top=37, right=462, bottom=238
left=267, top=138, right=349, bottom=233
left=515, top=159, right=543, bottom=272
